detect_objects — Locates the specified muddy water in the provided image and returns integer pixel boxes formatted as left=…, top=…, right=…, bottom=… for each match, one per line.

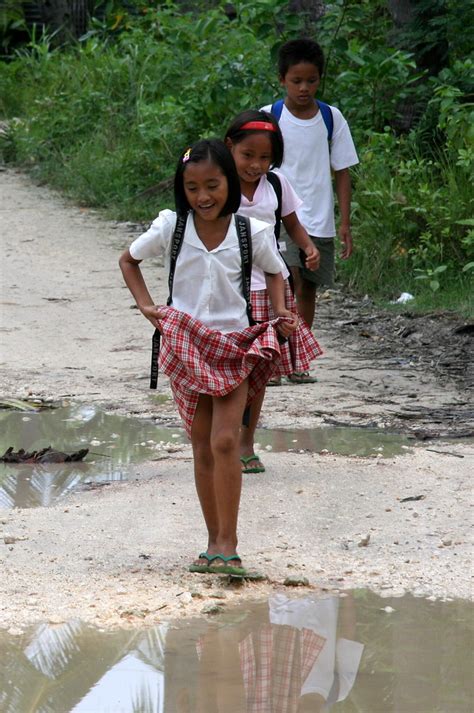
left=0, top=591, right=472, bottom=712
left=0, top=404, right=185, bottom=509
left=0, top=404, right=412, bottom=509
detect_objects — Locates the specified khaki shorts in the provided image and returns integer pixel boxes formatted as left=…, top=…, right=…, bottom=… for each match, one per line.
left=280, top=226, right=335, bottom=288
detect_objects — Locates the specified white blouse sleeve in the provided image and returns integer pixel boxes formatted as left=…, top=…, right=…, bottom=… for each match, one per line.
left=250, top=218, right=285, bottom=274
left=129, top=209, right=176, bottom=260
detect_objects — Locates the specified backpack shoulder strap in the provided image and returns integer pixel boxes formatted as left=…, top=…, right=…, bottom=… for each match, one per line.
left=272, top=97, right=333, bottom=147
left=150, top=212, right=188, bottom=389
left=167, top=213, right=188, bottom=305
left=234, top=214, right=255, bottom=326
left=316, top=99, right=334, bottom=143
left=266, top=171, right=297, bottom=295
left=266, top=171, right=282, bottom=243
left=270, top=99, right=285, bottom=121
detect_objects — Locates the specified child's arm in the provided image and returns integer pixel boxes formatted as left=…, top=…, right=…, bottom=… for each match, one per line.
left=281, top=212, right=320, bottom=270
left=119, top=249, right=164, bottom=330
left=264, top=271, right=298, bottom=338
left=334, top=168, right=353, bottom=259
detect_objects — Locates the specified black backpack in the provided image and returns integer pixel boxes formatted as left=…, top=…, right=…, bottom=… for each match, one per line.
left=266, top=171, right=306, bottom=288
left=150, top=213, right=254, bottom=389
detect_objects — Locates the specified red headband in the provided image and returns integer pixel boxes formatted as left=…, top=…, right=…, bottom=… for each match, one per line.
left=239, top=121, right=277, bottom=132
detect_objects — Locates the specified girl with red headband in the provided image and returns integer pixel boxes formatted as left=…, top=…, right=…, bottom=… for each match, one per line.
left=225, top=110, right=323, bottom=475
left=120, top=139, right=298, bottom=575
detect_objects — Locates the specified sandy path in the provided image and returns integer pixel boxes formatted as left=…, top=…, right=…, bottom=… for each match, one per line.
left=0, top=169, right=472, bottom=631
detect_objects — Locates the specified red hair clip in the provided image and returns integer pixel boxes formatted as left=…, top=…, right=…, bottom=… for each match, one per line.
left=239, top=121, right=277, bottom=132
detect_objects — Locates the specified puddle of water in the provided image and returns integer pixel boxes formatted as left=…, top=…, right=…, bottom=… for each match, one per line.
left=0, top=404, right=186, bottom=509
left=0, top=405, right=412, bottom=509
left=0, top=590, right=472, bottom=712
left=254, top=426, right=412, bottom=458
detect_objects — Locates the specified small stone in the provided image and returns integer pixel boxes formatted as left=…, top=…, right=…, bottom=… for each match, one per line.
left=442, top=538, right=452, bottom=547
left=243, top=570, right=268, bottom=582
left=382, top=606, right=396, bottom=613
left=284, top=575, right=309, bottom=587
left=201, top=603, right=223, bottom=615
left=48, top=616, right=64, bottom=625
left=4, top=535, right=27, bottom=544
left=7, top=627, right=23, bottom=636
left=358, top=534, right=371, bottom=547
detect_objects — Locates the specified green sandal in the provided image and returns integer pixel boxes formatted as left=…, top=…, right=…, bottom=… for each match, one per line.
left=189, top=553, right=247, bottom=576
left=286, top=372, right=318, bottom=384
left=240, top=454, right=265, bottom=474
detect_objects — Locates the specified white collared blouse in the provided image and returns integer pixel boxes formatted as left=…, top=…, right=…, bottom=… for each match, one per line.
left=129, top=209, right=283, bottom=333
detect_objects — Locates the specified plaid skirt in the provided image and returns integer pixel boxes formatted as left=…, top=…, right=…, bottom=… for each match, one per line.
left=251, top=281, right=323, bottom=376
left=195, top=624, right=325, bottom=713
left=240, top=624, right=326, bottom=713
left=157, top=307, right=287, bottom=437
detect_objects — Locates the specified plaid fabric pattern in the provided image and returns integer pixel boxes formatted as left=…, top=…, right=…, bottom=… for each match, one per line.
left=251, top=281, right=323, bottom=376
left=157, top=307, right=286, bottom=436
left=239, top=624, right=326, bottom=712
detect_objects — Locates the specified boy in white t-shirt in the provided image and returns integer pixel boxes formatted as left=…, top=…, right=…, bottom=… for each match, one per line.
left=262, top=37, right=359, bottom=339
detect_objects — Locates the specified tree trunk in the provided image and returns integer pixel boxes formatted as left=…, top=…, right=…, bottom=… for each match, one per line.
left=288, top=0, right=326, bottom=27
left=27, top=0, right=89, bottom=44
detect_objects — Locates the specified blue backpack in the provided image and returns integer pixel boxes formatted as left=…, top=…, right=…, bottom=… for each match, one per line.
left=270, top=99, right=334, bottom=147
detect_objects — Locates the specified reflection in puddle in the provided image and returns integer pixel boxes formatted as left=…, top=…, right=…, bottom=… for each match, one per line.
left=0, top=404, right=186, bottom=509
left=0, top=591, right=472, bottom=712
left=0, top=404, right=412, bottom=509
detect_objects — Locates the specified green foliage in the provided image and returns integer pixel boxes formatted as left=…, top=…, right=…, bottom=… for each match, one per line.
left=341, top=128, right=473, bottom=297
left=321, top=0, right=473, bottom=310
left=0, top=0, right=303, bottom=212
left=318, top=0, right=422, bottom=134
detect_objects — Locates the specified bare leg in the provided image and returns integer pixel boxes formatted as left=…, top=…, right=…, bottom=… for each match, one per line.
left=191, top=380, right=249, bottom=562
left=191, top=393, right=218, bottom=557
left=209, top=378, right=249, bottom=558
left=290, top=266, right=317, bottom=329
left=239, top=387, right=266, bottom=470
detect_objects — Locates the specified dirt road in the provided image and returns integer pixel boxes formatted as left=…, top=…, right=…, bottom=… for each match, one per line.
left=0, top=169, right=472, bottom=630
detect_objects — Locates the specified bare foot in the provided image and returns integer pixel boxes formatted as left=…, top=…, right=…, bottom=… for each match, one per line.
left=240, top=454, right=265, bottom=473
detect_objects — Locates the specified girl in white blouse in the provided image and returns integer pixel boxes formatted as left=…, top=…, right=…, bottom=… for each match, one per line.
left=119, top=139, right=297, bottom=575
left=225, top=111, right=323, bottom=475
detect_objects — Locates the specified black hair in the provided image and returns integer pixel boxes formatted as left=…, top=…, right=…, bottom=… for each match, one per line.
left=224, top=109, right=284, bottom=168
left=174, top=138, right=241, bottom=216
left=278, top=38, right=325, bottom=78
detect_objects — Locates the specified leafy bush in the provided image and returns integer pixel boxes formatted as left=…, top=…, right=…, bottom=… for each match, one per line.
left=0, top=0, right=304, bottom=213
